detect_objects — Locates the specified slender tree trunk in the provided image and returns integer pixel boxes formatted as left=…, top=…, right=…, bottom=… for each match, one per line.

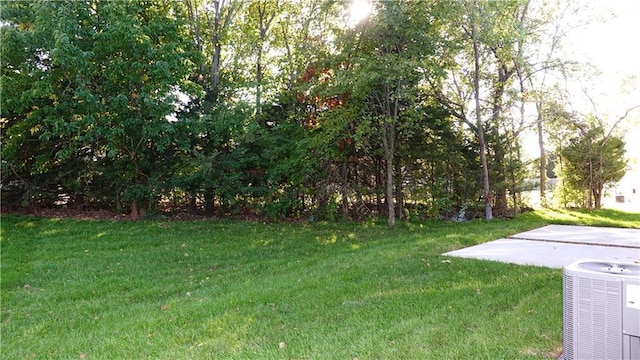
left=206, top=0, right=236, bottom=106
left=594, top=152, right=605, bottom=209
left=255, top=0, right=277, bottom=116
left=211, top=42, right=221, bottom=102
left=375, top=156, right=383, bottom=212
left=536, top=103, right=547, bottom=206
left=382, top=123, right=395, bottom=227
left=471, top=14, right=492, bottom=221
left=386, top=156, right=396, bottom=227
left=587, top=139, right=594, bottom=209
left=341, top=160, right=349, bottom=221
left=525, top=0, right=565, bottom=209
left=492, top=127, right=507, bottom=214
left=395, top=158, right=403, bottom=220
left=189, top=188, right=197, bottom=214
left=185, top=0, right=205, bottom=75
left=385, top=153, right=395, bottom=227
left=204, top=188, right=215, bottom=215
left=478, top=129, right=492, bottom=220
left=256, top=49, right=262, bottom=114
left=379, top=80, right=399, bottom=228
left=131, top=200, right=139, bottom=220
left=489, top=61, right=513, bottom=216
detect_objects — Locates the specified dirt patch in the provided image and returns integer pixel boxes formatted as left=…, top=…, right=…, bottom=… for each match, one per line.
left=5, top=207, right=129, bottom=221
left=2, top=206, right=265, bottom=222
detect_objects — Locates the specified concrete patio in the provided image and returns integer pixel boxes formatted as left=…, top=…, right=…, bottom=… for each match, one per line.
left=443, top=224, right=640, bottom=268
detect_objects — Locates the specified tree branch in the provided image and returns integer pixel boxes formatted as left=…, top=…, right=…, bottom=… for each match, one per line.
left=605, top=104, right=640, bottom=140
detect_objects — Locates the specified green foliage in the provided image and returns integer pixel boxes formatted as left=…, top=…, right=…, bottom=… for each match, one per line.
left=1, top=1, right=201, bottom=215
left=311, top=0, right=455, bottom=225
left=2, top=0, right=618, bottom=222
left=555, top=124, right=627, bottom=209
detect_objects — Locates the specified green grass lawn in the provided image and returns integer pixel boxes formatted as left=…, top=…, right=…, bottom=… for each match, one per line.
left=2, top=209, right=638, bottom=359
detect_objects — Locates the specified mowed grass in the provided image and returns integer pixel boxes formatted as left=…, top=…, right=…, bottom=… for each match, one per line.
left=2, top=209, right=638, bottom=359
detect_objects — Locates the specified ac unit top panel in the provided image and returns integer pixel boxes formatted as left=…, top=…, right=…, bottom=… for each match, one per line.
left=564, top=259, right=640, bottom=278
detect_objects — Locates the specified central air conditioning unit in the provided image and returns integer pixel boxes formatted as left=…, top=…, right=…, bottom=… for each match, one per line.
left=562, top=259, right=640, bottom=360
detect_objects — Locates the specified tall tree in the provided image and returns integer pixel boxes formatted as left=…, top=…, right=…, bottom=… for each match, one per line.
left=182, top=0, right=243, bottom=215
left=515, top=0, right=586, bottom=207
left=324, top=0, right=448, bottom=227
left=467, top=0, right=493, bottom=221
left=436, top=0, right=538, bottom=220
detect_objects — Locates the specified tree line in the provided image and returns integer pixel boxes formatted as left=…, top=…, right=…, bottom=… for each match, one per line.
left=1, top=0, right=629, bottom=224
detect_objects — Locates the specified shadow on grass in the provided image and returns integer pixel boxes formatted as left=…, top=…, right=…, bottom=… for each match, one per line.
left=1, top=211, right=610, bottom=359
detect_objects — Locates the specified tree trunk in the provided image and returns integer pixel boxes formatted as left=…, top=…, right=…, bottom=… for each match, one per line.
left=185, top=0, right=205, bottom=75
left=211, top=42, right=221, bottom=103
left=587, top=149, right=593, bottom=209
left=341, top=160, right=349, bottom=221
left=382, top=121, right=395, bottom=228
left=131, top=200, right=139, bottom=220
left=189, top=188, right=198, bottom=214
left=489, top=60, right=512, bottom=216
left=375, top=156, right=383, bottom=213
left=471, top=12, right=492, bottom=221
left=492, top=132, right=507, bottom=214
left=536, top=103, right=547, bottom=206
left=395, top=158, right=403, bottom=220
left=204, top=188, right=215, bottom=216
left=593, top=186, right=602, bottom=209
left=130, top=200, right=147, bottom=220
left=385, top=154, right=395, bottom=227
left=478, top=130, right=492, bottom=221
left=255, top=0, right=277, bottom=116
left=256, top=50, right=262, bottom=115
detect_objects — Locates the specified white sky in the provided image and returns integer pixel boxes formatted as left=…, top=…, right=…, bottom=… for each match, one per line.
left=554, top=0, right=640, bottom=196
left=523, top=0, right=640, bottom=162
left=562, top=0, right=640, bottom=118
left=568, top=1, right=639, bottom=68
